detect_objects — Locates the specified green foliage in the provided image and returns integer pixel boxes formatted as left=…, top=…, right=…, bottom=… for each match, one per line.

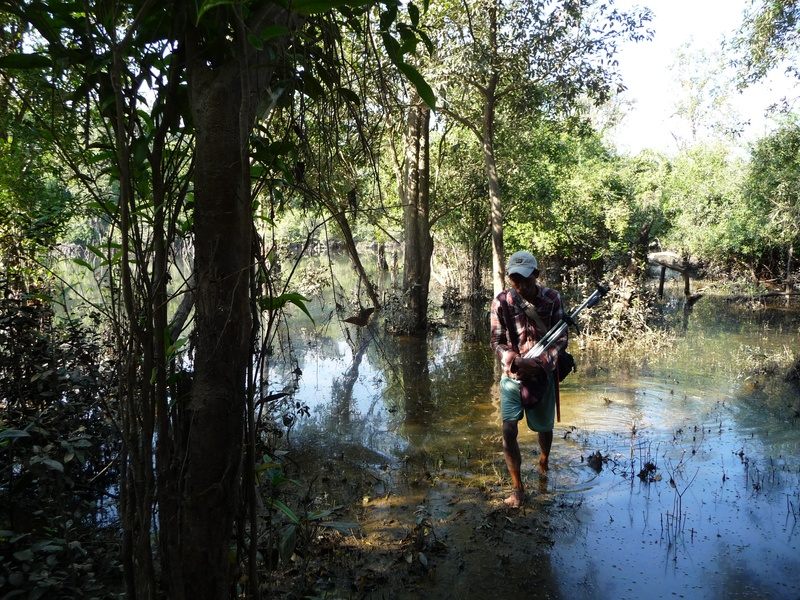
left=736, top=0, right=800, bottom=83
left=258, top=450, right=354, bottom=566
left=502, top=122, right=645, bottom=269
left=0, top=290, right=121, bottom=598
left=0, top=128, right=74, bottom=289
left=743, top=119, right=800, bottom=263
left=433, top=127, right=489, bottom=246
left=660, top=144, right=754, bottom=262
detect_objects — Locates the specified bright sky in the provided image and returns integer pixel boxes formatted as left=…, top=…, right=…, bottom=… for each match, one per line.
left=609, top=0, right=796, bottom=155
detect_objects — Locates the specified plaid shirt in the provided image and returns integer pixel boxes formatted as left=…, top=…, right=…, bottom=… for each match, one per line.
left=490, top=285, right=567, bottom=378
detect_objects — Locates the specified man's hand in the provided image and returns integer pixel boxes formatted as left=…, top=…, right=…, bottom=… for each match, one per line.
left=534, top=349, right=557, bottom=371
left=514, top=356, right=545, bottom=379
left=504, top=350, right=519, bottom=372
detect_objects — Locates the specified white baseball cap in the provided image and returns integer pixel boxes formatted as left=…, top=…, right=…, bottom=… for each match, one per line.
left=506, top=251, right=538, bottom=278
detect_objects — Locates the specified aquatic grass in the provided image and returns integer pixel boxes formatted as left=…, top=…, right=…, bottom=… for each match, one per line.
left=661, top=456, right=700, bottom=553
left=787, top=490, right=799, bottom=523
left=633, top=439, right=662, bottom=483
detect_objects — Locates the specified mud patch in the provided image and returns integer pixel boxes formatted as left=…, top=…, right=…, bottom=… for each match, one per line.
left=261, top=439, right=566, bottom=599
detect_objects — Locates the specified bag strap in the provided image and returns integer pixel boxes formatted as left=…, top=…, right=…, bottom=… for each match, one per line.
left=509, top=289, right=549, bottom=336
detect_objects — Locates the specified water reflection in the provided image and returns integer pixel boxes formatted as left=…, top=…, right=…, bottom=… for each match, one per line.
left=277, top=292, right=799, bottom=599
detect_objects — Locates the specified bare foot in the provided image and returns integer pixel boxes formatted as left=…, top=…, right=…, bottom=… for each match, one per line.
left=503, top=488, right=525, bottom=508
left=538, top=454, right=549, bottom=475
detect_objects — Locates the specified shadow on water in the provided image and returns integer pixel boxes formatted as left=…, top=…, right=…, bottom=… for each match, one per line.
left=275, top=289, right=799, bottom=599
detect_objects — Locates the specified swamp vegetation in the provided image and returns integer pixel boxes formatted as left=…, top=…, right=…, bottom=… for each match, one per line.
left=1, top=0, right=799, bottom=599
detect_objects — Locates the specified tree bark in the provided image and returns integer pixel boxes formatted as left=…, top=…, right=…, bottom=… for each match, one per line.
left=484, top=2, right=504, bottom=297
left=402, top=95, right=433, bottom=334
left=332, top=209, right=381, bottom=308
left=182, top=55, right=252, bottom=599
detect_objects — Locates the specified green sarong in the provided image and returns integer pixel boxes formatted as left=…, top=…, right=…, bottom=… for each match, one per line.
left=499, top=373, right=556, bottom=432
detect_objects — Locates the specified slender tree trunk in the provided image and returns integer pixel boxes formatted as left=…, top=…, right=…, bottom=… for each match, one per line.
left=332, top=209, right=381, bottom=308
left=153, top=162, right=183, bottom=600
left=484, top=1, right=504, bottom=296
left=111, top=39, right=157, bottom=600
left=182, top=57, right=252, bottom=599
left=377, top=242, right=389, bottom=271
left=402, top=95, right=433, bottom=334
left=469, top=241, right=483, bottom=300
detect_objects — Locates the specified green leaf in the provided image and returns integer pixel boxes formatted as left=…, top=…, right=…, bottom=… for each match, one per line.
left=396, top=61, right=436, bottom=110
left=31, top=368, right=53, bottom=382
left=0, top=53, right=51, bottom=69
left=307, top=505, right=343, bottom=520
left=12, top=548, right=34, bottom=562
left=72, top=257, right=95, bottom=271
left=86, top=244, right=107, bottom=261
left=415, top=27, right=434, bottom=56
left=259, top=292, right=314, bottom=323
left=166, top=337, right=188, bottom=357
left=0, top=429, right=31, bottom=442
left=408, top=2, right=420, bottom=27
left=196, top=0, right=236, bottom=24
left=137, top=109, right=154, bottom=134
left=336, top=87, right=360, bottom=104
left=380, top=4, right=398, bottom=31
left=279, top=524, right=297, bottom=562
left=40, top=458, right=64, bottom=473
left=247, top=25, right=291, bottom=50
left=397, top=23, right=419, bottom=54
left=132, top=137, right=149, bottom=166
left=381, top=31, right=402, bottom=63
left=266, top=498, right=300, bottom=524
left=254, top=460, right=281, bottom=473
left=300, top=71, right=324, bottom=100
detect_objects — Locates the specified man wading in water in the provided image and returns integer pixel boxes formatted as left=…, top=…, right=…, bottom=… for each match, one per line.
left=490, top=251, right=567, bottom=508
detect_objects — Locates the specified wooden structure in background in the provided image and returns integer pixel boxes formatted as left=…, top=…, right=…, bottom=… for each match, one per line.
left=647, top=251, right=702, bottom=299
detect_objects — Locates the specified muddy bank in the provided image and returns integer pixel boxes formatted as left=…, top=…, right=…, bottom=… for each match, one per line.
left=262, top=436, right=566, bottom=599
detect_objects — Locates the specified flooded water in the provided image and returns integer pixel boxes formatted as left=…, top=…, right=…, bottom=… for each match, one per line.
left=269, top=273, right=799, bottom=599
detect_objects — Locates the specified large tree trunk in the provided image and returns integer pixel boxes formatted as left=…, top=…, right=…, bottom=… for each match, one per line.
left=182, top=58, right=252, bottom=599
left=402, top=95, right=433, bottom=334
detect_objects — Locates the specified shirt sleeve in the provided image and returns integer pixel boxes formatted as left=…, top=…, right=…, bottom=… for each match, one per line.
left=490, top=294, right=517, bottom=371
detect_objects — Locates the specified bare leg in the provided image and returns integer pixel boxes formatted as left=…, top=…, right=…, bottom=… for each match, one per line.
left=537, top=430, right=553, bottom=474
left=502, top=420, right=524, bottom=507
